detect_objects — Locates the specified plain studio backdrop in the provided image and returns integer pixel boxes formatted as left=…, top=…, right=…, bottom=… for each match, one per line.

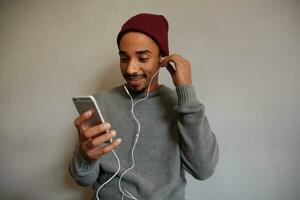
left=0, top=0, right=299, bottom=199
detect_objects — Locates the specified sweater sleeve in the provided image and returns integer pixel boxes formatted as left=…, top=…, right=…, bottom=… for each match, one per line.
left=176, top=84, right=219, bottom=180
left=69, top=145, right=100, bottom=186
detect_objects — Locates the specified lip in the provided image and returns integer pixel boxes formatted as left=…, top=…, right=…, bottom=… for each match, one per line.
left=127, top=77, right=144, bottom=87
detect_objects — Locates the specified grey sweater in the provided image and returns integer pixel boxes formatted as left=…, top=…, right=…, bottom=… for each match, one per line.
left=69, top=84, right=219, bottom=200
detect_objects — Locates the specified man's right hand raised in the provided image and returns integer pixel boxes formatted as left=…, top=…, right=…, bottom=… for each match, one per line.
left=74, top=110, right=122, bottom=162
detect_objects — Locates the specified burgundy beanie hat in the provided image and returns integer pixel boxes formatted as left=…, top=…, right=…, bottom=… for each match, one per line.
left=117, top=13, right=169, bottom=56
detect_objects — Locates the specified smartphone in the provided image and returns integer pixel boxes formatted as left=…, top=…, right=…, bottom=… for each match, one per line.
left=72, top=95, right=105, bottom=128
left=72, top=95, right=112, bottom=143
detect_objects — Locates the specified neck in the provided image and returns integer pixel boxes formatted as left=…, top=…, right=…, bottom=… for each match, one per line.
left=148, top=82, right=160, bottom=93
left=147, top=69, right=160, bottom=93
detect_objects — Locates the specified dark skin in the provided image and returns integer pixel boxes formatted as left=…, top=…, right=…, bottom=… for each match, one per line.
left=74, top=32, right=192, bottom=161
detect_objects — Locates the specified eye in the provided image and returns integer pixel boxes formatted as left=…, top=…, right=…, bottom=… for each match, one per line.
left=139, top=57, right=149, bottom=62
left=120, top=56, right=129, bottom=63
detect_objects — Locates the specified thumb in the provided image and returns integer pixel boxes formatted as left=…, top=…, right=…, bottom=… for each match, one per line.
left=166, top=63, right=176, bottom=76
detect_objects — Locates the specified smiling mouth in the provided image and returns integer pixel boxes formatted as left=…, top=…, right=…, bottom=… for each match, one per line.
left=125, top=74, right=146, bottom=82
left=125, top=74, right=146, bottom=80
left=127, top=77, right=143, bottom=85
left=124, top=75, right=145, bottom=88
left=127, top=77, right=143, bottom=81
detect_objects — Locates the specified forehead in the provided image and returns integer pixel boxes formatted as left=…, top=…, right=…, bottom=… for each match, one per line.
left=119, top=32, right=159, bottom=54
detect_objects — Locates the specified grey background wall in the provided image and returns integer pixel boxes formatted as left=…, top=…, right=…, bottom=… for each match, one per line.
left=0, top=0, right=299, bottom=199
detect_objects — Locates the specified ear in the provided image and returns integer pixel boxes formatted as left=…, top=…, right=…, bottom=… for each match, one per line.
left=159, top=56, right=164, bottom=68
left=159, top=56, right=165, bottom=64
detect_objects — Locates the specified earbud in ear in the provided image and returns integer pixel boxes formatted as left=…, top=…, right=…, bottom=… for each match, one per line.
left=160, top=56, right=166, bottom=67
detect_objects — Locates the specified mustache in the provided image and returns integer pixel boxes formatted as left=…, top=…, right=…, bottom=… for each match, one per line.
left=124, top=73, right=147, bottom=80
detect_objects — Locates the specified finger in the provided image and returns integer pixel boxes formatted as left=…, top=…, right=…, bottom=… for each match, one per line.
left=98, top=138, right=122, bottom=156
left=84, top=146, right=101, bottom=161
left=166, top=63, right=176, bottom=76
left=160, top=55, right=172, bottom=67
left=160, top=56, right=176, bottom=74
left=168, top=54, right=188, bottom=65
left=173, top=54, right=190, bottom=66
left=165, top=54, right=191, bottom=72
left=87, top=138, right=122, bottom=159
left=161, top=55, right=180, bottom=67
left=74, top=110, right=92, bottom=132
left=82, top=122, right=111, bottom=139
left=87, top=130, right=117, bottom=147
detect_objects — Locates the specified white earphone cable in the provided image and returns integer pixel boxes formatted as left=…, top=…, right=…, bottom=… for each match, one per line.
left=119, top=69, right=160, bottom=200
left=96, top=68, right=160, bottom=200
left=96, top=149, right=121, bottom=200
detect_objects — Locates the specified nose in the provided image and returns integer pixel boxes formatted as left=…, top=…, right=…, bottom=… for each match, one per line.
left=126, top=59, right=139, bottom=74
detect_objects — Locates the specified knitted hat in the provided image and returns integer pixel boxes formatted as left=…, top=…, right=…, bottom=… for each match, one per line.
left=117, top=13, right=169, bottom=56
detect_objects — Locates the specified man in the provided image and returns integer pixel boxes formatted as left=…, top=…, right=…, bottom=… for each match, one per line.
left=69, top=13, right=219, bottom=200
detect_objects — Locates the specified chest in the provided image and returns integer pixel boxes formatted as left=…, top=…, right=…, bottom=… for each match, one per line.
left=99, top=97, right=180, bottom=170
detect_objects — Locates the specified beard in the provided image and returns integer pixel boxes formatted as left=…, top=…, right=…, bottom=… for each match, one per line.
left=127, top=85, right=147, bottom=94
left=123, top=73, right=149, bottom=94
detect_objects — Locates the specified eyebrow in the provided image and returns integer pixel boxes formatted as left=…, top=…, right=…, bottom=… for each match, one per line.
left=119, top=49, right=152, bottom=56
left=136, top=49, right=152, bottom=55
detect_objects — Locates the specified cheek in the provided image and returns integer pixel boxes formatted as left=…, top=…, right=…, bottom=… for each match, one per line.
left=120, top=63, right=127, bottom=74
left=145, top=60, right=160, bottom=73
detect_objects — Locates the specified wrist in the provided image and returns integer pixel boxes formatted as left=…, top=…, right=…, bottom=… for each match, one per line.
left=79, top=143, right=94, bottom=162
left=176, top=84, right=198, bottom=106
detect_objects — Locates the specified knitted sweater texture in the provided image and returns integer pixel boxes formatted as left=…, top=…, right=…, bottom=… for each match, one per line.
left=69, top=84, right=219, bottom=200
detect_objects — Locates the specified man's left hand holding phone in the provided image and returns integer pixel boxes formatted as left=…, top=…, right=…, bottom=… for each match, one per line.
left=72, top=96, right=122, bottom=162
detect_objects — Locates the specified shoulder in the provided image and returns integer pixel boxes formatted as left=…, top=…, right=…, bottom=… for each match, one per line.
left=93, top=85, right=125, bottom=99
left=158, top=85, right=178, bottom=105
left=92, top=85, right=128, bottom=105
